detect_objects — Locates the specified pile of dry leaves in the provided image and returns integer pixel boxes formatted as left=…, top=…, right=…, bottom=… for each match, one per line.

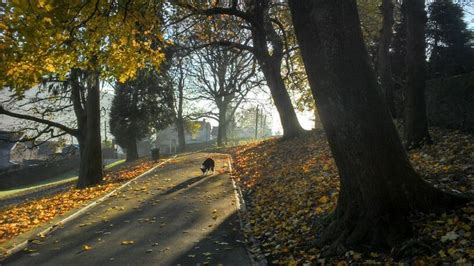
left=230, top=128, right=473, bottom=264
left=0, top=158, right=161, bottom=244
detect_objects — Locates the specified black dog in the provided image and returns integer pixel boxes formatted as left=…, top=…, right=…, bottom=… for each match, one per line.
left=200, top=158, right=215, bottom=175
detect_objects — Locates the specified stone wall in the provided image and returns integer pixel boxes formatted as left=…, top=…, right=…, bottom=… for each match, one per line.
left=425, top=72, right=474, bottom=132
left=0, top=155, right=80, bottom=190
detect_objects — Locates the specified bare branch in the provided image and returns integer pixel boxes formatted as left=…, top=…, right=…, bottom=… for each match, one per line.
left=0, top=105, right=78, bottom=136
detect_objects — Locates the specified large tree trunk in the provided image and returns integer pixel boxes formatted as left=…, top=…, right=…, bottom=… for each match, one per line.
left=217, top=126, right=226, bottom=146
left=259, top=58, right=305, bottom=138
left=250, top=1, right=305, bottom=139
left=176, top=62, right=186, bottom=152
left=126, top=138, right=139, bottom=162
left=289, top=0, right=467, bottom=253
left=176, top=116, right=186, bottom=152
left=217, top=103, right=227, bottom=146
left=376, top=0, right=397, bottom=117
left=404, top=0, right=431, bottom=149
left=76, top=72, right=103, bottom=188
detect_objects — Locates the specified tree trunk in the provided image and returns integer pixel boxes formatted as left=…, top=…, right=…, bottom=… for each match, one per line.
left=259, top=58, right=305, bottom=138
left=126, top=138, right=139, bottom=162
left=76, top=72, right=103, bottom=188
left=217, top=104, right=227, bottom=146
left=376, top=0, right=397, bottom=117
left=289, top=0, right=467, bottom=253
left=250, top=1, right=305, bottom=139
left=176, top=74, right=186, bottom=152
left=176, top=116, right=186, bottom=152
left=404, top=0, right=431, bottom=149
left=217, top=126, right=226, bottom=146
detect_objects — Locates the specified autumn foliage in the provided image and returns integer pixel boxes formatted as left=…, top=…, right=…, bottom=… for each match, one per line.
left=0, top=159, right=160, bottom=245
left=1, top=0, right=165, bottom=91
left=231, top=128, right=473, bottom=264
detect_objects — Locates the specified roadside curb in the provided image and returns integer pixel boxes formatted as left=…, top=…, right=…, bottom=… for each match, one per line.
left=228, top=156, right=268, bottom=266
left=0, top=156, right=176, bottom=261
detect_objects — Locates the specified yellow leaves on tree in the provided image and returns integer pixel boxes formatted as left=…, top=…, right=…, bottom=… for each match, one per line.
left=0, top=0, right=166, bottom=93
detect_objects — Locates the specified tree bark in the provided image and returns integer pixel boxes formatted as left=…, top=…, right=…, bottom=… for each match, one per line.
left=404, top=0, right=431, bottom=149
left=176, top=116, right=186, bottom=152
left=176, top=72, right=186, bottom=152
left=76, top=72, right=103, bottom=188
left=250, top=1, right=305, bottom=138
left=126, top=138, right=139, bottom=162
left=217, top=103, right=228, bottom=146
left=289, top=0, right=467, bottom=253
left=259, top=58, right=304, bottom=138
left=376, top=0, right=397, bottom=117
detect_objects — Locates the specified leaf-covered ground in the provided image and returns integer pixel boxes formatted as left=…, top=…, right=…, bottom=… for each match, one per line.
left=230, top=128, right=474, bottom=264
left=0, top=158, right=166, bottom=245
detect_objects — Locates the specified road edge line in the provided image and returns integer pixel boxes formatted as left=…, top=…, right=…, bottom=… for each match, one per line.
left=1, top=155, right=176, bottom=261
left=228, top=156, right=268, bottom=266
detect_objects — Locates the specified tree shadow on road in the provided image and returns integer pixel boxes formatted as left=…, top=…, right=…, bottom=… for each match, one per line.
left=163, top=174, right=210, bottom=195
left=3, top=159, right=249, bottom=266
left=168, top=211, right=251, bottom=266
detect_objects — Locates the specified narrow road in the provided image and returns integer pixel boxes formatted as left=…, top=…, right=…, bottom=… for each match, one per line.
left=3, top=153, right=251, bottom=266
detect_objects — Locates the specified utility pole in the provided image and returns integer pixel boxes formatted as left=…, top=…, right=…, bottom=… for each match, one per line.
left=101, top=107, right=108, bottom=143
left=255, top=106, right=259, bottom=139
left=104, top=120, right=107, bottom=142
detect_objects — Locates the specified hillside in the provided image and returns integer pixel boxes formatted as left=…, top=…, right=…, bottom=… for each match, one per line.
left=231, top=128, right=474, bottom=264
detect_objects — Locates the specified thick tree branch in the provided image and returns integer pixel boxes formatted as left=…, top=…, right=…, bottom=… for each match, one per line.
left=179, top=40, right=255, bottom=56
left=180, top=4, right=255, bottom=26
left=0, top=105, right=79, bottom=136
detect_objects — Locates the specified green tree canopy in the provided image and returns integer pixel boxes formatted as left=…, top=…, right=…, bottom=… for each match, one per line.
left=427, top=0, right=474, bottom=78
left=110, top=68, right=174, bottom=161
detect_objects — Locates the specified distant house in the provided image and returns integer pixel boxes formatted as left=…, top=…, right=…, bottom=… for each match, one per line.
left=211, top=126, right=219, bottom=140
left=62, top=144, right=80, bottom=156
left=0, top=131, right=38, bottom=168
left=37, top=141, right=62, bottom=160
left=156, top=120, right=212, bottom=154
left=189, top=120, right=212, bottom=143
left=211, top=125, right=271, bottom=141
left=233, top=126, right=255, bottom=139
left=0, top=131, right=18, bottom=168
left=137, top=138, right=153, bottom=157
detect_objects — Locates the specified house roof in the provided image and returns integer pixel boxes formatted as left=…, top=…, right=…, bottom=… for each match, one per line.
left=37, top=141, right=59, bottom=155
left=0, top=131, right=22, bottom=151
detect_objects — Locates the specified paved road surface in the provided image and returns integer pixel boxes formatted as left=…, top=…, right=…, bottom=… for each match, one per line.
left=3, top=153, right=251, bottom=266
